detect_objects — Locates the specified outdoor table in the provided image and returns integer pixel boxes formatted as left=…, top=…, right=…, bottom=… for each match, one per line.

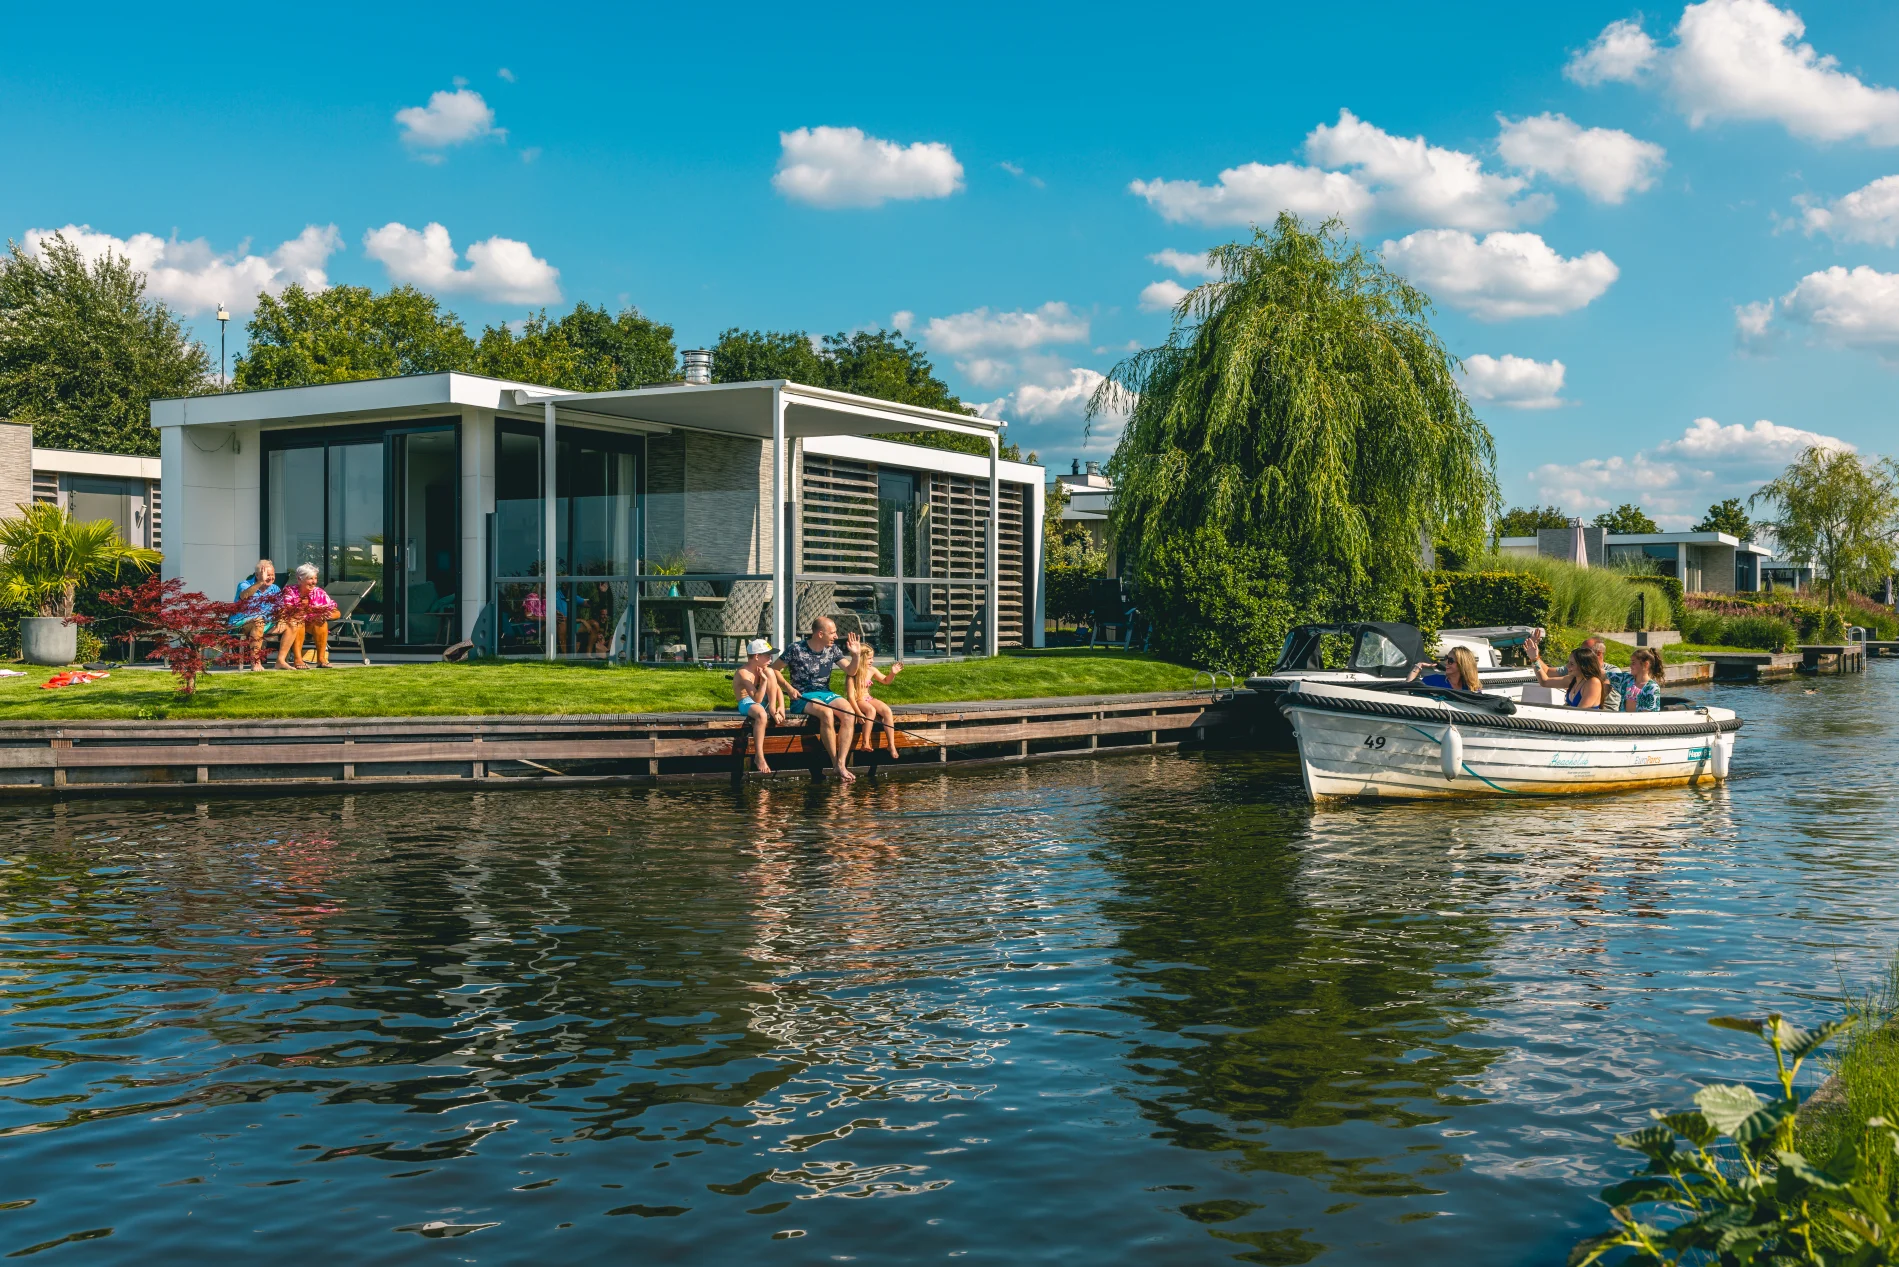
left=639, top=594, right=727, bottom=663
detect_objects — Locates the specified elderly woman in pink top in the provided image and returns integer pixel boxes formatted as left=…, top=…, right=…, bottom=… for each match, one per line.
left=276, top=563, right=341, bottom=669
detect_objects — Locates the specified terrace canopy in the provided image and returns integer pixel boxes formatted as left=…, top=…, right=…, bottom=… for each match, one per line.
left=505, top=380, right=1006, bottom=658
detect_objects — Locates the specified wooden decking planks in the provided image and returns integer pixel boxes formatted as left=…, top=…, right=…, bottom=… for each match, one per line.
left=0, top=690, right=1241, bottom=796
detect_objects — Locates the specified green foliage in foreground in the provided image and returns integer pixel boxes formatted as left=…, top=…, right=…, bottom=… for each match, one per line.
left=0, top=651, right=1198, bottom=721
left=1804, top=962, right=1899, bottom=1203
left=1571, top=1011, right=1899, bottom=1266
left=1434, top=570, right=1555, bottom=628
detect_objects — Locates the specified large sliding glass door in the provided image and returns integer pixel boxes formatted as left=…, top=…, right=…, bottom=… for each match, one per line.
left=491, top=423, right=639, bottom=658
left=261, top=420, right=459, bottom=650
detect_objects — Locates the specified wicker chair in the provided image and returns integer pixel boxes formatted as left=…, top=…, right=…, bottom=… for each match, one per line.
left=694, top=580, right=771, bottom=661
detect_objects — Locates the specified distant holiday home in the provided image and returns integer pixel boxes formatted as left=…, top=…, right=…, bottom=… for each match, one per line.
left=0, top=419, right=162, bottom=549
left=150, top=370, right=1046, bottom=661
left=1496, top=525, right=1815, bottom=593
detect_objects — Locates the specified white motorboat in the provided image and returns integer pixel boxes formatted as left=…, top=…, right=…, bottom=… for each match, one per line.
left=1245, top=623, right=1542, bottom=749
left=1280, top=679, right=1741, bottom=801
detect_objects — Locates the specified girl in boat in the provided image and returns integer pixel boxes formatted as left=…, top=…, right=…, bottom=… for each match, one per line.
left=842, top=631, right=904, bottom=758
left=1529, top=640, right=1607, bottom=708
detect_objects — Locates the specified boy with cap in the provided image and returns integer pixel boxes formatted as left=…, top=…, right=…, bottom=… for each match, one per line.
left=733, top=638, right=787, bottom=773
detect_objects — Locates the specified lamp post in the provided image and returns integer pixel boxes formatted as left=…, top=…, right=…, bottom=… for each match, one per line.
left=217, top=304, right=229, bottom=389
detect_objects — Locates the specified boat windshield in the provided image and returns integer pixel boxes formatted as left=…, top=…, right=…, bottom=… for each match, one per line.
left=1352, top=629, right=1411, bottom=670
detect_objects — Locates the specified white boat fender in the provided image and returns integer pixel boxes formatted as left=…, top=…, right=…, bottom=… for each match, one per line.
left=1440, top=725, right=1463, bottom=780
left=1712, top=731, right=1733, bottom=779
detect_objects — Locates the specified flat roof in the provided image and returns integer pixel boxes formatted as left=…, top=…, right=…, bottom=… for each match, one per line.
left=150, top=372, right=1007, bottom=443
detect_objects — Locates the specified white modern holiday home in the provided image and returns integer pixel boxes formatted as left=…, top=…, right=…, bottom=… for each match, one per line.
left=151, top=371, right=1046, bottom=662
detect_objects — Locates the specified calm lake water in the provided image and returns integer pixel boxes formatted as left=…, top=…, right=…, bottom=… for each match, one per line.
left=4, top=670, right=1897, bottom=1264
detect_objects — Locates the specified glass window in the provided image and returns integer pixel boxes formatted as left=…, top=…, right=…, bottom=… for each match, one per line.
left=268, top=447, right=327, bottom=576
left=66, top=475, right=148, bottom=548
left=1353, top=629, right=1410, bottom=670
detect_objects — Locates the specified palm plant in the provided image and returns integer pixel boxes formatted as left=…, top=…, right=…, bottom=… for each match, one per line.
left=0, top=502, right=162, bottom=618
left=1091, top=213, right=1498, bottom=605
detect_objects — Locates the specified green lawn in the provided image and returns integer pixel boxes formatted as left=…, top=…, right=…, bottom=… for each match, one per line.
left=1557, top=627, right=1774, bottom=667
left=0, top=650, right=1200, bottom=721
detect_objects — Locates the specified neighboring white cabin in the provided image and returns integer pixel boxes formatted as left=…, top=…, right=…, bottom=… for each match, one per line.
left=151, top=373, right=1045, bottom=660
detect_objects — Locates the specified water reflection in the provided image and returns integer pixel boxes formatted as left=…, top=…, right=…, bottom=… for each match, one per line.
left=1, top=673, right=1897, bottom=1262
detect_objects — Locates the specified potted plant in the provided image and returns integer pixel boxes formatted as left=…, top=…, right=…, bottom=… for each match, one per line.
left=0, top=503, right=162, bottom=666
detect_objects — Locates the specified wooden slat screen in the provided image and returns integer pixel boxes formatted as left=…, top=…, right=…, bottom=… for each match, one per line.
left=927, top=473, right=1025, bottom=651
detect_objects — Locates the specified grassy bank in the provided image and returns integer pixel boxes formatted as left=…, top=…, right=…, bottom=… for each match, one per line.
left=0, top=649, right=1199, bottom=721
left=1545, top=626, right=1772, bottom=667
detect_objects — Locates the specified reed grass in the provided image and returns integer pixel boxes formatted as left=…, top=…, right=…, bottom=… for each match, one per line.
left=1469, top=553, right=1672, bottom=630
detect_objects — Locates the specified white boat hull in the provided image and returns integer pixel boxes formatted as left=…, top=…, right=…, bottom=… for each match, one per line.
left=1283, top=682, right=1739, bottom=801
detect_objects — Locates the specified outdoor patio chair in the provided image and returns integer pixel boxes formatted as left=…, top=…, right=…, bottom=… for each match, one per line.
left=325, top=580, right=376, bottom=665
left=794, top=581, right=869, bottom=641
left=898, top=588, right=943, bottom=656
left=694, top=579, right=771, bottom=661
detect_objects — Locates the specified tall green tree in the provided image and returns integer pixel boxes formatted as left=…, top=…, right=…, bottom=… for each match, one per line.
left=551, top=303, right=677, bottom=388
left=1094, top=214, right=1496, bottom=657
left=0, top=235, right=209, bottom=456
left=1692, top=497, right=1753, bottom=539
left=1751, top=445, right=1899, bottom=608
left=471, top=310, right=614, bottom=390
left=234, top=284, right=475, bottom=388
left=1593, top=502, right=1659, bottom=534
left=1496, top=505, right=1569, bottom=536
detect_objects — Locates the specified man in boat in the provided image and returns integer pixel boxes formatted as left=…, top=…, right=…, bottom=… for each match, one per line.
left=734, top=639, right=787, bottom=773
left=772, top=616, right=859, bottom=782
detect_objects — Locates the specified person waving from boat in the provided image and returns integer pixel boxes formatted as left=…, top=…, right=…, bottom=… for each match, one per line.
left=1526, top=634, right=1607, bottom=708
left=1407, top=645, right=1482, bottom=692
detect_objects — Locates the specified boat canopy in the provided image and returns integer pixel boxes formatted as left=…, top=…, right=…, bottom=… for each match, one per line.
left=1275, top=622, right=1425, bottom=677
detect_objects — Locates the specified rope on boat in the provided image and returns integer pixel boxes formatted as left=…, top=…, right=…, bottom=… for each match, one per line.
left=1279, top=690, right=1744, bottom=738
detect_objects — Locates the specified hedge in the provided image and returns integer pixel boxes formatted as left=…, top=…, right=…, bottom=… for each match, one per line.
left=1432, top=571, right=1555, bottom=629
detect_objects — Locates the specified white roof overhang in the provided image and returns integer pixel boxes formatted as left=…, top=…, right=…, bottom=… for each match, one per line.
left=501, top=380, right=1003, bottom=443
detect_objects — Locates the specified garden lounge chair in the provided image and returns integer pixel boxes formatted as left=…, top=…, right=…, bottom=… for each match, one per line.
left=325, top=580, right=376, bottom=665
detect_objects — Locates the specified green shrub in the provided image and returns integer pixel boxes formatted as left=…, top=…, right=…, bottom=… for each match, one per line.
left=1470, top=554, right=1671, bottom=631
left=1820, top=607, right=1849, bottom=643
left=1572, top=1011, right=1896, bottom=1267
left=1434, top=570, right=1554, bottom=628
left=1133, top=529, right=1297, bottom=674
left=1726, top=614, right=1798, bottom=652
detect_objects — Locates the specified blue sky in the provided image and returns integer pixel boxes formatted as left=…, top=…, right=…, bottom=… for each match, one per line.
left=8, top=0, right=1899, bottom=524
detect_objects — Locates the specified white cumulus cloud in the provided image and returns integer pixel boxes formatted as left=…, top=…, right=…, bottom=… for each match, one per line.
left=1573, top=1, right=1899, bottom=145
left=1140, top=279, right=1190, bottom=312
left=1735, top=297, right=1777, bottom=348
left=909, top=302, right=1088, bottom=356
left=395, top=87, right=502, bottom=150
left=1129, top=162, right=1372, bottom=228
left=1496, top=113, right=1667, bottom=204
left=1798, top=174, right=1899, bottom=246
left=1149, top=248, right=1221, bottom=279
left=23, top=223, right=341, bottom=315
left=1566, top=18, right=1661, bottom=85
left=1383, top=230, right=1619, bottom=320
left=1306, top=109, right=1550, bottom=231
left=772, top=126, right=963, bottom=209
left=978, top=367, right=1129, bottom=451
left=1531, top=414, right=1851, bottom=526
left=1461, top=354, right=1567, bottom=409
left=1130, top=109, right=1551, bottom=232
left=362, top=222, right=560, bottom=304
left=1774, top=265, right=1899, bottom=353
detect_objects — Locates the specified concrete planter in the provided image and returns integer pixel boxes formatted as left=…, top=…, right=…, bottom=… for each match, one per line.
left=20, top=616, right=77, bottom=666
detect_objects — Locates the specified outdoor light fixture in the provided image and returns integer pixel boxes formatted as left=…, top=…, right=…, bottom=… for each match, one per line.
left=217, top=303, right=230, bottom=389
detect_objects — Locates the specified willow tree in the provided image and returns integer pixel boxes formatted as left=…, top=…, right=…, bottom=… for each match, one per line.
left=1091, top=215, right=1497, bottom=660
left=1751, top=445, right=1899, bottom=609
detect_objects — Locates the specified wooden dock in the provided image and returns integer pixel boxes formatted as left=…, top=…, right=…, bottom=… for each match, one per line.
left=1700, top=652, right=1803, bottom=683
left=1862, top=640, right=1899, bottom=658
left=1799, top=644, right=1866, bottom=674
left=0, top=690, right=1242, bottom=798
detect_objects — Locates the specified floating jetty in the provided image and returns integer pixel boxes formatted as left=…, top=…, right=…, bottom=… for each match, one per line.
left=1700, top=645, right=1868, bottom=682
left=0, top=690, right=1241, bottom=798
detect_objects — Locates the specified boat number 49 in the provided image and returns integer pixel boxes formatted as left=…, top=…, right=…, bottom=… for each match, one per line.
left=1362, top=735, right=1387, bottom=750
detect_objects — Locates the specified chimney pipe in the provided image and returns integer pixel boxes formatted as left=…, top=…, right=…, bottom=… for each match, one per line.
left=1071, top=458, right=1080, bottom=475
left=1086, top=461, right=1101, bottom=477
left=682, top=349, right=712, bottom=384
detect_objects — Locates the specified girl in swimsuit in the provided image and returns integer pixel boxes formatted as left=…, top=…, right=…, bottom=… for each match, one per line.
left=843, top=632, right=904, bottom=758
left=1528, top=637, right=1606, bottom=708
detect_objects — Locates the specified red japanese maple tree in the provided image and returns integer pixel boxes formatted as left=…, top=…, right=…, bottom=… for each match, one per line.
left=101, top=576, right=244, bottom=695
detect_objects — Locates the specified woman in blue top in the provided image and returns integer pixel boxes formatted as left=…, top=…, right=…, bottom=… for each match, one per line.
left=1529, top=638, right=1607, bottom=709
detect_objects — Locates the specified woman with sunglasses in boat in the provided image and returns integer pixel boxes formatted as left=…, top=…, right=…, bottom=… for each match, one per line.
left=1406, top=645, right=1483, bottom=692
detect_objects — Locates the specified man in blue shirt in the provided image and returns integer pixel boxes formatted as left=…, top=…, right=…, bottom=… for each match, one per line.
left=772, top=615, right=859, bottom=781
left=231, top=560, right=282, bottom=670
